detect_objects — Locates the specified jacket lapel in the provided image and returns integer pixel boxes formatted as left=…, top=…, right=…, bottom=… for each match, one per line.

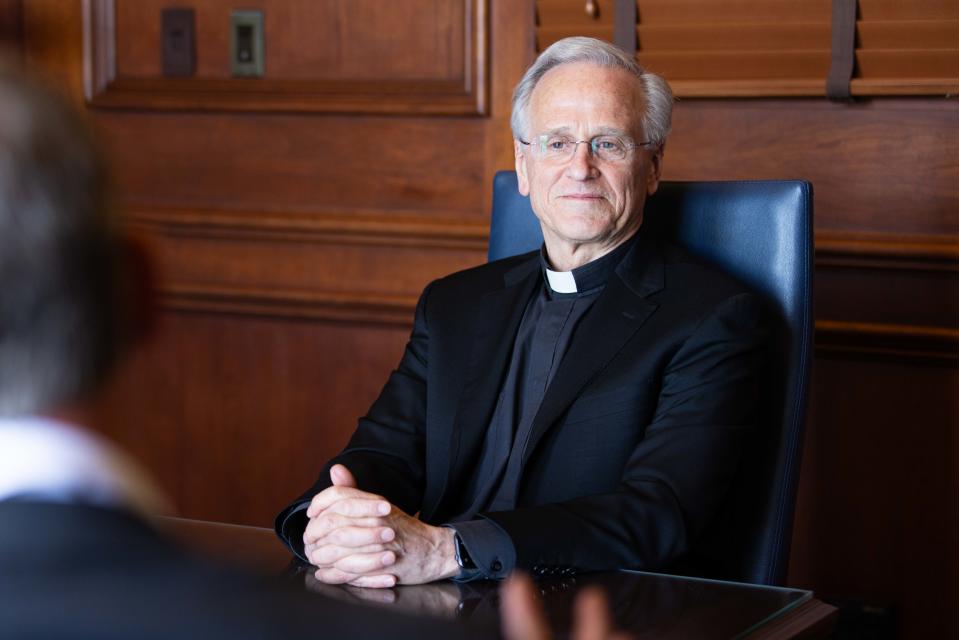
left=424, top=254, right=541, bottom=516
left=522, top=236, right=665, bottom=465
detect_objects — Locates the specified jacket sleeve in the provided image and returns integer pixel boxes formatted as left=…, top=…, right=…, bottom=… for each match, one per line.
left=274, top=282, right=434, bottom=558
left=479, top=292, right=768, bottom=575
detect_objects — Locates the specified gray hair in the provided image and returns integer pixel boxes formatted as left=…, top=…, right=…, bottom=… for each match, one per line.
left=0, top=63, right=123, bottom=415
left=510, top=37, right=673, bottom=147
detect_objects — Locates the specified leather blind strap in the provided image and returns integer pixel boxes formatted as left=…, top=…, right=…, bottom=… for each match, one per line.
left=613, top=0, right=637, bottom=56
left=826, top=0, right=857, bottom=100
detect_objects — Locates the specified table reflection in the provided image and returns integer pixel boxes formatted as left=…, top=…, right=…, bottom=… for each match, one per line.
left=159, top=518, right=826, bottom=639
left=299, top=564, right=809, bottom=639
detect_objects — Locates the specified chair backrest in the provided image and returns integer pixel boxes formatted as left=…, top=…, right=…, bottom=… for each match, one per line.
left=489, top=170, right=813, bottom=585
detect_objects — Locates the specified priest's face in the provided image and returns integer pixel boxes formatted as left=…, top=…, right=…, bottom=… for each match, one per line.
left=515, top=62, right=663, bottom=266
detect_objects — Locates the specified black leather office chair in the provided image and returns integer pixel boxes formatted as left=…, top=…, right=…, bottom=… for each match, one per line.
left=488, top=171, right=813, bottom=585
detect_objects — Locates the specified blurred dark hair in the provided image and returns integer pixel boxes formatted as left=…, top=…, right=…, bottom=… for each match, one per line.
left=0, top=61, right=122, bottom=415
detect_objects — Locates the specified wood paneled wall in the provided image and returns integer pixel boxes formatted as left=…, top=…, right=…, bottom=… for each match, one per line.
left=8, top=2, right=957, bottom=638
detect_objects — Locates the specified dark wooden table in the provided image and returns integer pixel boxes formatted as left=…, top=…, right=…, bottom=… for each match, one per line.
left=158, top=517, right=837, bottom=639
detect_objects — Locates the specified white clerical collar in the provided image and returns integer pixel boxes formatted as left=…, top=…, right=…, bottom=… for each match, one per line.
left=0, top=415, right=172, bottom=517
left=541, top=234, right=641, bottom=295
left=545, top=268, right=578, bottom=293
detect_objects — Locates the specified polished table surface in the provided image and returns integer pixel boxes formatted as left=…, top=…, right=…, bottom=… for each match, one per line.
left=158, top=517, right=837, bottom=639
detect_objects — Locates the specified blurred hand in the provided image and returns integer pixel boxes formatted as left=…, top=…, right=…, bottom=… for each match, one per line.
left=501, top=573, right=633, bottom=640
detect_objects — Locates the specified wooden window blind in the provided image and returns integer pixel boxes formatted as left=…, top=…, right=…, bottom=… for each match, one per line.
left=535, top=0, right=959, bottom=97
left=854, top=0, right=959, bottom=96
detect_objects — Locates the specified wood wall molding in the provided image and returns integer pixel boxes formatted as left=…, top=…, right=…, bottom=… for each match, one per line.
left=816, top=320, right=959, bottom=362
left=814, top=231, right=957, bottom=360
left=162, top=285, right=417, bottom=326
left=816, top=229, right=959, bottom=272
left=87, top=77, right=489, bottom=115
left=129, top=210, right=959, bottom=268
left=161, top=292, right=959, bottom=360
left=163, top=288, right=959, bottom=361
left=84, top=0, right=488, bottom=115
left=133, top=214, right=959, bottom=352
left=160, top=299, right=959, bottom=360
left=126, top=207, right=490, bottom=252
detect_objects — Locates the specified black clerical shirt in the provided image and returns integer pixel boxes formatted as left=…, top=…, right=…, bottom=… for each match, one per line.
left=447, top=235, right=638, bottom=581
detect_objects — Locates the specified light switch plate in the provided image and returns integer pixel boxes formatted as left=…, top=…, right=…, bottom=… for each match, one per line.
left=161, top=8, right=195, bottom=77
left=230, top=10, right=264, bottom=77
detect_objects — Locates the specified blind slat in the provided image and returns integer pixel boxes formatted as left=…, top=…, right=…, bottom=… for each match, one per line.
left=539, top=24, right=831, bottom=52
left=537, top=0, right=832, bottom=25
left=858, top=20, right=959, bottom=50
left=636, top=0, right=831, bottom=24
left=858, top=50, right=959, bottom=79
left=639, top=24, right=829, bottom=51
left=639, top=51, right=831, bottom=81
left=857, top=0, right=959, bottom=21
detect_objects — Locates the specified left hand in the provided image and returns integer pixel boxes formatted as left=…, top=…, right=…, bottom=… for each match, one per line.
left=305, top=465, right=460, bottom=587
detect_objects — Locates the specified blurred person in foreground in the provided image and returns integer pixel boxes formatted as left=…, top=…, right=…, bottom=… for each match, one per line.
left=0, top=61, right=628, bottom=640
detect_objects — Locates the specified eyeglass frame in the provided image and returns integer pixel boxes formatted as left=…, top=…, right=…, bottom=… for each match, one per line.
left=518, top=133, right=653, bottom=163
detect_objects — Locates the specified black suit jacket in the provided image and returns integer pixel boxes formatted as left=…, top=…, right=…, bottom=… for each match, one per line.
left=279, top=234, right=766, bottom=575
left=0, top=502, right=472, bottom=639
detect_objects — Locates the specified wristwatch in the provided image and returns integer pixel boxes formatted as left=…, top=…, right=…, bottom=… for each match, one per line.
left=452, top=532, right=476, bottom=570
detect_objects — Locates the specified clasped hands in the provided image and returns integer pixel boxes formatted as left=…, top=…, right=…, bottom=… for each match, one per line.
left=303, top=465, right=632, bottom=639
left=303, top=464, right=460, bottom=588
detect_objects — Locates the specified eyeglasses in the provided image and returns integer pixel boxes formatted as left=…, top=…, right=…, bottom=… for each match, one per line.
left=519, top=134, right=650, bottom=163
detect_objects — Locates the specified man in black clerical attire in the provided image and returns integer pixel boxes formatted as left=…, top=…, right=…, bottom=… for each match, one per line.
left=277, top=36, right=767, bottom=588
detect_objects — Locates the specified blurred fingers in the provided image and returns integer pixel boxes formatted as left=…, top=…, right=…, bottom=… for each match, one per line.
left=500, top=573, right=550, bottom=640
left=572, top=586, right=616, bottom=640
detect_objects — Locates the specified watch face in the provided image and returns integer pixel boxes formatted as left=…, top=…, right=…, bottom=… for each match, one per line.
left=454, top=533, right=472, bottom=568
left=454, top=535, right=465, bottom=567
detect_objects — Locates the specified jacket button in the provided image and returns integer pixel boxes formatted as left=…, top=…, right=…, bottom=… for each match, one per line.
left=491, top=560, right=503, bottom=572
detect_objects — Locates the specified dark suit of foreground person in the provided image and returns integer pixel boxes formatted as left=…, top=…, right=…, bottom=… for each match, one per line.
left=0, top=502, right=436, bottom=639
left=278, top=37, right=767, bottom=588
left=0, top=62, right=623, bottom=640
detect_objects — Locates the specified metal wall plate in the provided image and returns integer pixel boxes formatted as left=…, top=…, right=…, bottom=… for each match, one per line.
left=230, top=10, right=264, bottom=77
left=161, top=8, right=195, bottom=77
